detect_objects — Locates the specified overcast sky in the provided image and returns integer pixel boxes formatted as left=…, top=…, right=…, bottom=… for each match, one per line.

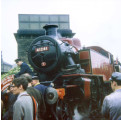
left=1, top=0, right=121, bottom=64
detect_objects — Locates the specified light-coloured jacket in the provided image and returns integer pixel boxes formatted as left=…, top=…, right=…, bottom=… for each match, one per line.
left=13, top=91, right=38, bottom=120
left=101, top=89, right=121, bottom=120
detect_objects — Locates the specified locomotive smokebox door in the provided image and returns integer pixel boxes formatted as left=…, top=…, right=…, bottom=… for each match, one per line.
left=28, top=35, right=62, bottom=72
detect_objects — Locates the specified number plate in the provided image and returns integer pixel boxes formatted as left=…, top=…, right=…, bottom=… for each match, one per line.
left=35, top=46, right=49, bottom=52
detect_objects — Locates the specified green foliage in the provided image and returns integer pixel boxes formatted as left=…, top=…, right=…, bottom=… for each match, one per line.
left=1, top=66, right=20, bottom=80
left=1, top=64, right=33, bottom=80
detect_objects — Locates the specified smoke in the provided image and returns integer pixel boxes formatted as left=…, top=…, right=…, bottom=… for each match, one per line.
left=73, top=106, right=83, bottom=120
left=72, top=105, right=90, bottom=120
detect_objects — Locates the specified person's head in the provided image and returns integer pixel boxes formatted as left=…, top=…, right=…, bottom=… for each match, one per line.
left=11, top=77, right=28, bottom=95
left=110, top=72, right=121, bottom=91
left=20, top=73, right=32, bottom=87
left=15, top=58, right=23, bottom=66
left=31, top=76, right=39, bottom=86
left=9, top=86, right=14, bottom=93
left=7, top=84, right=14, bottom=93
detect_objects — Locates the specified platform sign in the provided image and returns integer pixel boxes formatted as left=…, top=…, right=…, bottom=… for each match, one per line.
left=1, top=75, right=14, bottom=91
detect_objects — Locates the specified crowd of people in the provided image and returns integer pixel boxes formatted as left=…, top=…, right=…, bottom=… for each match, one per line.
left=1, top=59, right=47, bottom=120
left=1, top=58, right=121, bottom=120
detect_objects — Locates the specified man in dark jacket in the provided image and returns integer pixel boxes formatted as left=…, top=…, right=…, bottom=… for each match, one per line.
left=31, top=76, right=48, bottom=96
left=14, top=58, right=34, bottom=78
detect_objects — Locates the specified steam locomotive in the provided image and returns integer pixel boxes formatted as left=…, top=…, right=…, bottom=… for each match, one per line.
left=28, top=24, right=120, bottom=120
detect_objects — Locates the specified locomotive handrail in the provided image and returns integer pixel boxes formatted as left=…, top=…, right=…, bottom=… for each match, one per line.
left=52, top=72, right=63, bottom=83
left=62, top=73, right=103, bottom=78
left=32, top=41, right=54, bottom=47
left=40, top=81, right=52, bottom=84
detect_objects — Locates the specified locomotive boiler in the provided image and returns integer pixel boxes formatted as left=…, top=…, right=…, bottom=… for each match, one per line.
left=28, top=24, right=115, bottom=120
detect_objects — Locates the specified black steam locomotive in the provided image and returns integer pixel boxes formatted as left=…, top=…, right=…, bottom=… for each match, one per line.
left=28, top=24, right=116, bottom=120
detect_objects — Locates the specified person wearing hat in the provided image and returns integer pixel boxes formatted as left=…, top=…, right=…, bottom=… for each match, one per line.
left=31, top=76, right=48, bottom=96
left=101, top=72, right=121, bottom=120
left=14, top=58, right=34, bottom=78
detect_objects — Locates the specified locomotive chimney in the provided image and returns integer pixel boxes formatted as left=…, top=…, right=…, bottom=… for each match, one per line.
left=43, top=24, right=58, bottom=36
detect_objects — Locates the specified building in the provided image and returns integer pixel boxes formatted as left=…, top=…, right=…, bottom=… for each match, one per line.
left=14, top=14, right=70, bottom=63
left=1, top=52, right=12, bottom=74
